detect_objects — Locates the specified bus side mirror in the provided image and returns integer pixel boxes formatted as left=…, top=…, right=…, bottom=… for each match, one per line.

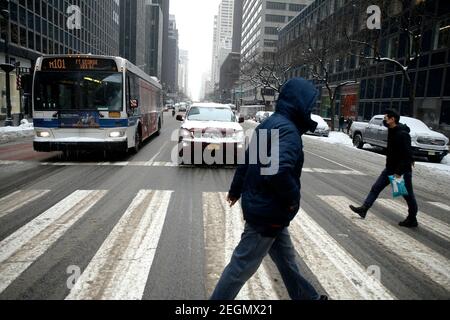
left=130, top=99, right=139, bottom=109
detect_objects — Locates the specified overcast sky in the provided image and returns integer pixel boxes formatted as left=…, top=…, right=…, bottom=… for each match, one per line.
left=169, top=0, right=222, bottom=101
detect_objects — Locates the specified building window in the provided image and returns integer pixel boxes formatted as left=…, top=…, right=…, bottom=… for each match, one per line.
left=266, top=2, right=286, bottom=10
left=265, top=27, right=278, bottom=35
left=289, top=4, right=306, bottom=12
left=427, top=68, right=443, bottom=97
left=444, top=67, right=450, bottom=97
left=266, top=14, right=286, bottom=23
left=440, top=101, right=450, bottom=125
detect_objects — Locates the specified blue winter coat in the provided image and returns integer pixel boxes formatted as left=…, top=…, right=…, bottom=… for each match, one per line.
left=229, top=78, right=319, bottom=227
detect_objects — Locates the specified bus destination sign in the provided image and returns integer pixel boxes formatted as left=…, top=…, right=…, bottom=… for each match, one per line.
left=42, top=58, right=118, bottom=72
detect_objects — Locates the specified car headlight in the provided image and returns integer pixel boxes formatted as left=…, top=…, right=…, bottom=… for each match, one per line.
left=36, top=130, right=51, bottom=138
left=109, top=130, right=126, bottom=138
left=180, top=128, right=192, bottom=139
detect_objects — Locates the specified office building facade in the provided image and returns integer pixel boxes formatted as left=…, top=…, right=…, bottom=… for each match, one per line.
left=211, top=0, right=235, bottom=88
left=278, top=0, right=450, bottom=137
left=240, top=0, right=312, bottom=105
left=0, top=0, right=120, bottom=119
left=145, top=1, right=164, bottom=79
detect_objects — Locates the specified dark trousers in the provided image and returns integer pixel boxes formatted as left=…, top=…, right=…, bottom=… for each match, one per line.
left=364, top=169, right=418, bottom=219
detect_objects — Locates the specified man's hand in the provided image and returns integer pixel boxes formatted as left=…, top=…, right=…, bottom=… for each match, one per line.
left=227, top=194, right=239, bottom=207
left=394, top=174, right=402, bottom=179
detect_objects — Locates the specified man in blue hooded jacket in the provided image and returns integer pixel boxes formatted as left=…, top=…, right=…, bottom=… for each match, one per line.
left=210, top=78, right=326, bottom=300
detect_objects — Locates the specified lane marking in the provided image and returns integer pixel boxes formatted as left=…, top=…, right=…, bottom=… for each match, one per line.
left=66, top=190, right=172, bottom=300
left=304, top=150, right=361, bottom=172
left=203, top=192, right=280, bottom=300
left=320, top=196, right=450, bottom=291
left=0, top=190, right=51, bottom=219
left=428, top=202, right=450, bottom=213
left=0, top=190, right=107, bottom=294
left=1, top=160, right=366, bottom=174
left=378, top=199, right=450, bottom=242
left=291, top=210, right=395, bottom=300
left=145, top=141, right=169, bottom=166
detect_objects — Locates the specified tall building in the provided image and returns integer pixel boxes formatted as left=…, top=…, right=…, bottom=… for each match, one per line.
left=232, top=0, right=244, bottom=53
left=145, top=0, right=164, bottom=79
left=120, top=0, right=147, bottom=68
left=211, top=0, right=235, bottom=88
left=240, top=0, right=312, bottom=105
left=154, top=0, right=171, bottom=95
left=165, top=14, right=179, bottom=95
left=0, top=0, right=120, bottom=120
left=178, top=49, right=189, bottom=97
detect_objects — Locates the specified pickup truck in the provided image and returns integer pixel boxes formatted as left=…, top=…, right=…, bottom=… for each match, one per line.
left=350, top=115, right=449, bottom=163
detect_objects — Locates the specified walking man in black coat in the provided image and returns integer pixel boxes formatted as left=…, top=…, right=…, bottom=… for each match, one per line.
left=210, top=77, right=326, bottom=300
left=349, top=109, right=419, bottom=228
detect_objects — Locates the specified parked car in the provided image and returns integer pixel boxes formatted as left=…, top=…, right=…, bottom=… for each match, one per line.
left=350, top=115, right=449, bottom=163
left=307, top=114, right=330, bottom=137
left=176, top=103, right=246, bottom=165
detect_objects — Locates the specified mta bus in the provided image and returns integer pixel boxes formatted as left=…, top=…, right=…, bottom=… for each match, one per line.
left=32, top=55, right=163, bottom=155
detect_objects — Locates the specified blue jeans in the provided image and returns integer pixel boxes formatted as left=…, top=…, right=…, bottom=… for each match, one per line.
left=210, top=223, right=320, bottom=300
left=364, top=169, right=418, bottom=218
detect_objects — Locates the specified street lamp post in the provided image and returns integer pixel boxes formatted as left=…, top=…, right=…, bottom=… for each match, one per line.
left=1, top=1, right=14, bottom=127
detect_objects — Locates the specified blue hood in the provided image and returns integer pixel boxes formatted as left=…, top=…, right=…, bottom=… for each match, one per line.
left=276, top=77, right=319, bottom=133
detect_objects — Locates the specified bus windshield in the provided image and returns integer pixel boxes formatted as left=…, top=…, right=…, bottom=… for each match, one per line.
left=34, top=71, right=123, bottom=112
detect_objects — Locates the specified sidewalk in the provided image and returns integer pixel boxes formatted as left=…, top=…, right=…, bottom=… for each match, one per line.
left=0, top=117, right=34, bottom=145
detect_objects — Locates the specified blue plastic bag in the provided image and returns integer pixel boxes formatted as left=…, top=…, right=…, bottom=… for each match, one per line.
left=388, top=175, right=409, bottom=198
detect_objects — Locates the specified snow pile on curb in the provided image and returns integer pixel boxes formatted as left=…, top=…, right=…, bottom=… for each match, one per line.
left=0, top=119, right=35, bottom=143
left=304, top=132, right=354, bottom=147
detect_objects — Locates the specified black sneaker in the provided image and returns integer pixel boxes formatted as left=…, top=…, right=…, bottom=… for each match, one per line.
left=349, top=205, right=368, bottom=219
left=399, top=218, right=418, bottom=228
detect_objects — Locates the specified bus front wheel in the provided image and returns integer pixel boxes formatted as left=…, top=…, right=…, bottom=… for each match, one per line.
left=131, top=127, right=142, bottom=154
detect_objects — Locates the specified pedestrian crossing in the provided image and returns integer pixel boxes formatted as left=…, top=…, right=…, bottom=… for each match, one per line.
left=0, top=188, right=449, bottom=300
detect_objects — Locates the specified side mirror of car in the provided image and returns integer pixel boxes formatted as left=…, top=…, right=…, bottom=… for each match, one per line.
left=239, top=116, right=245, bottom=123
left=176, top=115, right=184, bottom=121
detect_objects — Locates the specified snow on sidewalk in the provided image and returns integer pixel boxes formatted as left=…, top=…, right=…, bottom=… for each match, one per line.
left=0, top=119, right=35, bottom=144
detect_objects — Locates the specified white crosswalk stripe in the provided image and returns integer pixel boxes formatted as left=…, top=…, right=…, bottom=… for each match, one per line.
left=66, top=190, right=172, bottom=300
left=428, top=202, right=450, bottom=213
left=320, top=196, right=450, bottom=291
left=378, top=199, right=450, bottom=242
left=0, top=190, right=51, bottom=219
left=0, top=190, right=107, bottom=294
left=203, top=192, right=280, bottom=300
left=291, top=210, right=395, bottom=300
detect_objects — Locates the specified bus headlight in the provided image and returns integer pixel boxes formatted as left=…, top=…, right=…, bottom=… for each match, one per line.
left=109, top=130, right=126, bottom=138
left=36, top=130, right=51, bottom=138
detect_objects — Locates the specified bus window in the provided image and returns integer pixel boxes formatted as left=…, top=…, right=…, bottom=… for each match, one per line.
left=34, top=71, right=123, bottom=111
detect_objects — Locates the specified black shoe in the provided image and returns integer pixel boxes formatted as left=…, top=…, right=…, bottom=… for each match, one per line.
left=399, top=218, right=418, bottom=228
left=319, top=295, right=329, bottom=300
left=349, top=205, right=368, bottom=219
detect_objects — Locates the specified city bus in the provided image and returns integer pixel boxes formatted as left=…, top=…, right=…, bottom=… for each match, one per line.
left=32, top=55, right=163, bottom=156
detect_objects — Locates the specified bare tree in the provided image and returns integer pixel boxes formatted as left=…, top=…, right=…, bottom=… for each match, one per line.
left=240, top=53, right=293, bottom=105
left=292, top=15, right=359, bottom=131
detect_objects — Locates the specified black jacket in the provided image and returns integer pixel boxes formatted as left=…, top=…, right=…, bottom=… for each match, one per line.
left=229, top=77, right=318, bottom=228
left=386, top=124, right=413, bottom=175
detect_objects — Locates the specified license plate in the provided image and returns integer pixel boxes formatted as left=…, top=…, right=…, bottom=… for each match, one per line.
left=207, top=144, right=221, bottom=151
left=428, top=151, right=436, bottom=156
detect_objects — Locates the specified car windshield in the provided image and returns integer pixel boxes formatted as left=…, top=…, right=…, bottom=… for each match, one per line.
left=400, top=117, right=430, bottom=131
left=187, top=107, right=236, bottom=122
left=33, top=71, right=123, bottom=111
